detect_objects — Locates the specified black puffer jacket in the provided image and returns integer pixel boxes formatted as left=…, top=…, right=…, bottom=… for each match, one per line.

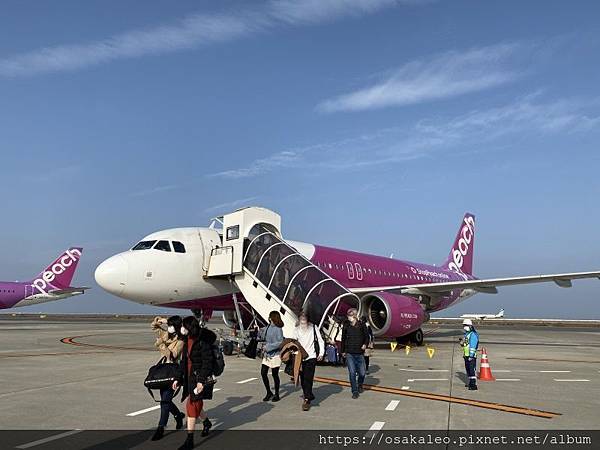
left=341, top=319, right=369, bottom=354
left=181, top=327, right=217, bottom=401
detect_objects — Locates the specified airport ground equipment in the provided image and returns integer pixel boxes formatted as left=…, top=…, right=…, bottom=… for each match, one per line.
left=204, top=207, right=361, bottom=345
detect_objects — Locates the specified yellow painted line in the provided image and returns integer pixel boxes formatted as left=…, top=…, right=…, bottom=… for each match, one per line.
left=314, top=376, right=561, bottom=419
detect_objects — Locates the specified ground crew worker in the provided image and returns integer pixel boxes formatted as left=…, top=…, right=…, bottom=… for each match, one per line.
left=461, top=318, right=479, bottom=390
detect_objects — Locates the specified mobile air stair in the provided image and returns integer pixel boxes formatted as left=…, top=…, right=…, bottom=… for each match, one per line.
left=205, top=207, right=360, bottom=341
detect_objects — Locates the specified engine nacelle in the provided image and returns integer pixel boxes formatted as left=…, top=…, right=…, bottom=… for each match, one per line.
left=362, top=292, right=426, bottom=338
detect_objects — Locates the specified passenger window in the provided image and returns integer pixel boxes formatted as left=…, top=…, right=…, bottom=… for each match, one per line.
left=132, top=240, right=156, bottom=250
left=154, top=240, right=171, bottom=252
left=173, top=241, right=186, bottom=253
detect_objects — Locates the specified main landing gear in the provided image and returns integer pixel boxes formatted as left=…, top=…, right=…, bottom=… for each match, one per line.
left=396, top=328, right=424, bottom=346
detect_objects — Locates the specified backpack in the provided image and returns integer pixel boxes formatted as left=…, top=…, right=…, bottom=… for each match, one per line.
left=212, top=343, right=225, bottom=376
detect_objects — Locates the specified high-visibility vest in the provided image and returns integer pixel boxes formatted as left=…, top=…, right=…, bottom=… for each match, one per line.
left=462, top=331, right=478, bottom=357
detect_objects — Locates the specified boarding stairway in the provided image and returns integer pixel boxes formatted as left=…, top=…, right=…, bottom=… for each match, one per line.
left=205, top=207, right=360, bottom=339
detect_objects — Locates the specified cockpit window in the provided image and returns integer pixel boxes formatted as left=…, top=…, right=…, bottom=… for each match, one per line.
left=154, top=240, right=171, bottom=252
left=173, top=241, right=186, bottom=253
left=132, top=240, right=156, bottom=250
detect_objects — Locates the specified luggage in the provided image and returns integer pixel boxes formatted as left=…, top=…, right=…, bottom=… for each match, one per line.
left=144, top=356, right=183, bottom=402
left=243, top=337, right=258, bottom=359
left=326, top=344, right=339, bottom=364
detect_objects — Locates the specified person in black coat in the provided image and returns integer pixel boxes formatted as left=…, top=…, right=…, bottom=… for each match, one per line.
left=341, top=308, right=369, bottom=399
left=174, top=316, right=217, bottom=450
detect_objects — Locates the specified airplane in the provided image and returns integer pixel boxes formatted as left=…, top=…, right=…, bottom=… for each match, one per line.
left=94, top=207, right=600, bottom=346
left=0, top=248, right=88, bottom=309
left=460, top=308, right=505, bottom=321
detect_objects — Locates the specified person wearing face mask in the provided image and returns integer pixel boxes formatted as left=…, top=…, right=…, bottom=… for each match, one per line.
left=461, top=319, right=479, bottom=390
left=292, top=312, right=324, bottom=411
left=175, top=316, right=217, bottom=450
left=150, top=315, right=185, bottom=441
left=341, top=308, right=369, bottom=399
left=257, top=311, right=285, bottom=402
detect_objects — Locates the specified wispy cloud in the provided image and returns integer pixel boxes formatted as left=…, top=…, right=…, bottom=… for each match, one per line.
left=317, top=43, right=530, bottom=113
left=204, top=196, right=260, bottom=214
left=129, top=184, right=181, bottom=197
left=0, top=0, right=424, bottom=78
left=210, top=93, right=600, bottom=178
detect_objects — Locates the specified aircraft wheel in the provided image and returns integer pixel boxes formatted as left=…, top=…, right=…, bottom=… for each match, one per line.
left=222, top=340, right=234, bottom=356
left=412, top=328, right=424, bottom=346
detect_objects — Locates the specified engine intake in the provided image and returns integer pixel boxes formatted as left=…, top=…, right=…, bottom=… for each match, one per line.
left=362, top=292, right=425, bottom=338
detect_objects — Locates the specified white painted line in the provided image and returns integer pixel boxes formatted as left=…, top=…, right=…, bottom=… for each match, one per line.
left=385, top=400, right=400, bottom=411
left=398, top=368, right=448, bottom=372
left=554, top=379, right=590, bottom=382
left=495, top=378, right=521, bottom=381
left=369, top=421, right=385, bottom=431
left=237, top=377, right=258, bottom=384
left=539, top=370, right=571, bottom=373
left=16, top=430, right=82, bottom=449
left=126, top=405, right=161, bottom=417
left=401, top=386, right=410, bottom=390
left=214, top=388, right=221, bottom=392
left=407, top=378, right=448, bottom=382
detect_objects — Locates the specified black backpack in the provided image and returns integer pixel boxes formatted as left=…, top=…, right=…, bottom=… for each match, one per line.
left=212, top=343, right=225, bottom=376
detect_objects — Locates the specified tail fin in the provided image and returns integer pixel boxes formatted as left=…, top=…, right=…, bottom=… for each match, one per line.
left=442, top=213, right=475, bottom=275
left=30, top=248, right=83, bottom=294
left=497, top=308, right=505, bottom=318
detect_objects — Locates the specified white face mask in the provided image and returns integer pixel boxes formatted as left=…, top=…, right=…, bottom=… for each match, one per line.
left=463, top=326, right=470, bottom=332
left=167, top=326, right=176, bottom=334
left=180, top=326, right=189, bottom=336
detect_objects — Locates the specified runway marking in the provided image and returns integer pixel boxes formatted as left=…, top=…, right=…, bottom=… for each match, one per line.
left=237, top=377, right=258, bottom=384
left=314, top=376, right=561, bottom=419
left=16, top=430, right=82, bottom=449
left=214, top=388, right=222, bottom=392
left=385, top=400, right=400, bottom=411
left=127, top=405, right=161, bottom=416
left=0, top=350, right=112, bottom=359
left=369, top=421, right=385, bottom=431
left=61, top=335, right=153, bottom=352
left=401, top=386, right=410, bottom=390
left=407, top=378, right=448, bottom=382
left=495, top=379, right=521, bottom=381
left=539, top=370, right=571, bottom=373
left=553, top=379, right=590, bottom=382
left=398, top=368, right=448, bottom=372
left=508, top=357, right=600, bottom=364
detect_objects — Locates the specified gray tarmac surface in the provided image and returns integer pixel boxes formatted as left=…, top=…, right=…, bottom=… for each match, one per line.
left=0, top=316, right=598, bottom=447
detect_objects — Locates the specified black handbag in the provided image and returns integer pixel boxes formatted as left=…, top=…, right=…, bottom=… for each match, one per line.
left=313, top=325, right=320, bottom=358
left=144, top=356, right=183, bottom=402
left=244, top=337, right=258, bottom=359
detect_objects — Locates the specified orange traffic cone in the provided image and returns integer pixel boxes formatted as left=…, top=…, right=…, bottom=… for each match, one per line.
left=478, top=348, right=495, bottom=381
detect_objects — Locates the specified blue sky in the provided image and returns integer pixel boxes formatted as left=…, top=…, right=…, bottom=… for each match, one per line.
left=1, top=0, right=599, bottom=317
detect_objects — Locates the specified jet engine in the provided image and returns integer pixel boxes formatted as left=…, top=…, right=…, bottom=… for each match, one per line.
left=362, top=292, right=426, bottom=338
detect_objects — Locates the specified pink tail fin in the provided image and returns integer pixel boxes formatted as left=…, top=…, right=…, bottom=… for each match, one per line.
left=442, top=214, right=475, bottom=275
left=31, top=248, right=83, bottom=294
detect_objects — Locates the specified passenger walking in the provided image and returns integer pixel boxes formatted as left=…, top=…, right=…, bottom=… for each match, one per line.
left=293, top=312, right=324, bottom=411
left=150, top=315, right=185, bottom=441
left=258, top=311, right=285, bottom=402
left=461, top=318, right=479, bottom=390
left=176, top=316, right=217, bottom=450
left=341, top=308, right=369, bottom=399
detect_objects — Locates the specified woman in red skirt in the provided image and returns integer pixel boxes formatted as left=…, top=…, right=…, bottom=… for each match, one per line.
left=174, top=316, right=216, bottom=450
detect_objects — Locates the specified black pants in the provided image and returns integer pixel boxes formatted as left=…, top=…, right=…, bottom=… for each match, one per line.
left=159, top=387, right=181, bottom=427
left=463, top=356, right=477, bottom=387
left=365, top=356, right=370, bottom=371
left=300, top=358, right=317, bottom=402
left=261, top=364, right=280, bottom=394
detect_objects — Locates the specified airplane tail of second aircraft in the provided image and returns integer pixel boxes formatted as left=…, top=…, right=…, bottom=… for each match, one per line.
left=442, top=213, right=475, bottom=275
left=30, top=248, right=84, bottom=294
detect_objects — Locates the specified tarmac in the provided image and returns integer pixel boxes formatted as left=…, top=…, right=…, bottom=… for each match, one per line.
left=0, top=315, right=598, bottom=448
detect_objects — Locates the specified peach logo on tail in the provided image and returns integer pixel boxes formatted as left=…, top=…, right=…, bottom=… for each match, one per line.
left=31, top=249, right=82, bottom=295
left=448, top=216, right=474, bottom=273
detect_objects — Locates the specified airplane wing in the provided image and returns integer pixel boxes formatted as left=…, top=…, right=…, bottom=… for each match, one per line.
left=350, top=271, right=600, bottom=296
left=49, top=287, right=90, bottom=295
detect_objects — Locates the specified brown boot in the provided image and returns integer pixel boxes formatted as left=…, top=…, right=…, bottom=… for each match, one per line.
left=302, top=399, right=310, bottom=411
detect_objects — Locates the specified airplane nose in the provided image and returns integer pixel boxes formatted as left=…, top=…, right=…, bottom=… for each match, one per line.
left=95, top=255, right=128, bottom=297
